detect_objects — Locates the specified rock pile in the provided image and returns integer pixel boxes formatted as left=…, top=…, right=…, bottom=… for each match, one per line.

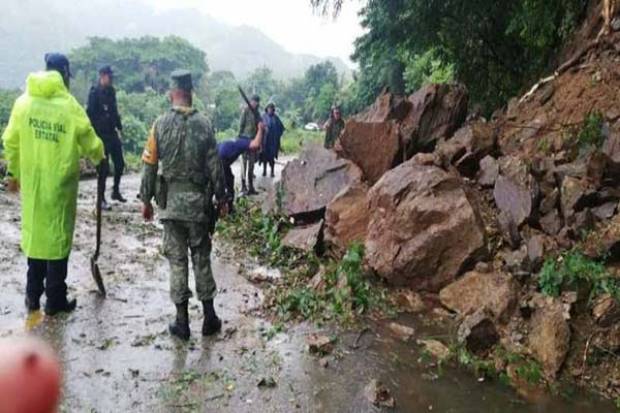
left=274, top=28, right=620, bottom=390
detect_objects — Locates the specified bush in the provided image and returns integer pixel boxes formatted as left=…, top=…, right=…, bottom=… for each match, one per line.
left=538, top=250, right=618, bottom=301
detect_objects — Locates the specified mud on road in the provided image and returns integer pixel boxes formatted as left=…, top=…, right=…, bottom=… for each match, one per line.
left=0, top=169, right=616, bottom=412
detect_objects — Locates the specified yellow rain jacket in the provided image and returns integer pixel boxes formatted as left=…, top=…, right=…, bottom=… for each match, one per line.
left=2, top=71, right=104, bottom=259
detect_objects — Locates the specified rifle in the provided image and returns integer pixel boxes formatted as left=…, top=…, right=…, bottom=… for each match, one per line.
left=238, top=86, right=262, bottom=125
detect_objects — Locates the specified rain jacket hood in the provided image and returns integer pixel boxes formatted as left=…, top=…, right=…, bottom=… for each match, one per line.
left=26, top=71, right=66, bottom=98
left=2, top=71, right=105, bottom=259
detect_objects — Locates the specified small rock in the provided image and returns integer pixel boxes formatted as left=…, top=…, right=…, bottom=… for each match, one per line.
left=306, top=334, right=335, bottom=355
left=528, top=300, right=570, bottom=377
left=418, top=339, right=451, bottom=361
left=439, top=270, right=518, bottom=321
left=247, top=267, right=282, bottom=283
left=308, top=267, right=327, bottom=292
left=319, top=357, right=329, bottom=368
left=498, top=211, right=522, bottom=249
left=478, top=156, right=499, bottom=187
left=592, top=202, right=617, bottom=220
left=457, top=310, right=499, bottom=354
left=282, top=221, right=324, bottom=252
left=591, top=294, right=620, bottom=327
left=394, top=290, right=426, bottom=313
left=539, top=210, right=562, bottom=236
left=364, top=379, right=395, bottom=408
left=474, top=262, right=491, bottom=273
left=526, top=235, right=546, bottom=272
left=388, top=322, right=415, bottom=342
left=560, top=176, right=590, bottom=220
left=257, top=377, right=277, bottom=388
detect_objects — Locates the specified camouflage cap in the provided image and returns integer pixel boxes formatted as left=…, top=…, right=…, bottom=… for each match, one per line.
left=170, top=69, right=193, bottom=91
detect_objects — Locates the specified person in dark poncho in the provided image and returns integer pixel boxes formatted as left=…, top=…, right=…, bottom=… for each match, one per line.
left=259, top=102, right=285, bottom=178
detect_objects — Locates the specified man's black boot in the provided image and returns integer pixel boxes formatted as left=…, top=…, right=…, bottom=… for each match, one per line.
left=25, top=296, right=40, bottom=312
left=202, top=299, right=222, bottom=336
left=45, top=298, right=77, bottom=316
left=111, top=190, right=127, bottom=203
left=169, top=301, right=190, bottom=341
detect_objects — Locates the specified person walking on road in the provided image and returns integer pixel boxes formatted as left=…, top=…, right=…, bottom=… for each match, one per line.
left=259, top=102, right=285, bottom=178
left=2, top=53, right=105, bottom=316
left=140, top=70, right=228, bottom=341
left=87, top=65, right=125, bottom=210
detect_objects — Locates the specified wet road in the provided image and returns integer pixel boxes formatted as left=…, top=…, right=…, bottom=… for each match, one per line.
left=0, top=159, right=616, bottom=412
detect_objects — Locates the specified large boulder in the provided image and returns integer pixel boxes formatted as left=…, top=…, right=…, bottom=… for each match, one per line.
left=324, top=182, right=370, bottom=256
left=439, top=270, right=518, bottom=322
left=400, top=83, right=469, bottom=155
left=336, top=120, right=401, bottom=184
left=354, top=90, right=412, bottom=123
left=280, top=144, right=363, bottom=219
left=365, top=161, right=486, bottom=292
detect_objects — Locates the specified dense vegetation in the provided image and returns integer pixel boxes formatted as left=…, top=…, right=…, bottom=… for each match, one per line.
left=0, top=35, right=340, bottom=158
left=1, top=1, right=592, bottom=155
left=314, top=0, right=589, bottom=114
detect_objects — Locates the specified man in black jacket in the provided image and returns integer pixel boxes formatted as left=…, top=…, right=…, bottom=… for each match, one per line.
left=87, top=65, right=125, bottom=209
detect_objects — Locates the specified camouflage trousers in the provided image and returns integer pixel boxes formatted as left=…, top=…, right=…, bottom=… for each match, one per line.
left=162, top=220, right=216, bottom=304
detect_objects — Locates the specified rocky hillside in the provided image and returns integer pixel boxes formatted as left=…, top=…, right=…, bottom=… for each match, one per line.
left=273, top=2, right=620, bottom=399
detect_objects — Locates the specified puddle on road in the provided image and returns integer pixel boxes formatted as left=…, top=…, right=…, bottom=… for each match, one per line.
left=0, top=175, right=616, bottom=412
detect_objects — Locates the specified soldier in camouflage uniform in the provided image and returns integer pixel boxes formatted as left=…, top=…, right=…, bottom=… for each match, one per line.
left=140, top=70, right=226, bottom=341
left=324, top=105, right=345, bottom=149
left=239, top=94, right=261, bottom=195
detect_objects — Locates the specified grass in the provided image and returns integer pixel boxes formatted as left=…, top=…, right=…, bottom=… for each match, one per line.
left=279, top=129, right=323, bottom=154
left=538, top=249, right=619, bottom=301
left=576, top=111, right=605, bottom=148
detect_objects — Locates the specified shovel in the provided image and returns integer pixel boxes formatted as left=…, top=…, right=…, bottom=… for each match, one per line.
left=90, top=179, right=106, bottom=297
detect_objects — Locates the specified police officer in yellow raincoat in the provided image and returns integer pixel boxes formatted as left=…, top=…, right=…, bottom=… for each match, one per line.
left=2, top=53, right=105, bottom=316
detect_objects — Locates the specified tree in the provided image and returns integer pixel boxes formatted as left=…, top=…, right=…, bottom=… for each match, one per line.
left=311, top=0, right=588, bottom=113
left=206, top=71, right=241, bottom=132
left=69, top=36, right=209, bottom=93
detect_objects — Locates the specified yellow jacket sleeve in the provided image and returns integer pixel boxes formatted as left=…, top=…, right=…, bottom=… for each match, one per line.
left=1, top=99, right=23, bottom=179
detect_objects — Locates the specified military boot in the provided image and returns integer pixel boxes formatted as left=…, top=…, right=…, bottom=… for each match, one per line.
left=169, top=301, right=190, bottom=341
left=202, top=299, right=222, bottom=336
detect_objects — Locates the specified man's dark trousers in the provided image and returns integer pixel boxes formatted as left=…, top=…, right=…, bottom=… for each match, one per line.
left=98, top=133, right=125, bottom=198
left=221, top=159, right=235, bottom=212
left=27, top=257, right=69, bottom=308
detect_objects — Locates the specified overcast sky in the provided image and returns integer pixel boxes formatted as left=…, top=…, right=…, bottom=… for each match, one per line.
left=150, top=0, right=364, bottom=65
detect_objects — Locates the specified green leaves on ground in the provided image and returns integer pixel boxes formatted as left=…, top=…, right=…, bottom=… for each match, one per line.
left=538, top=250, right=619, bottom=301
left=275, top=243, right=380, bottom=323
left=218, top=199, right=388, bottom=324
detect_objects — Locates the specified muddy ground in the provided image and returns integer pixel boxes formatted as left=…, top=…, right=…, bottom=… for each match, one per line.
left=0, top=160, right=616, bottom=412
